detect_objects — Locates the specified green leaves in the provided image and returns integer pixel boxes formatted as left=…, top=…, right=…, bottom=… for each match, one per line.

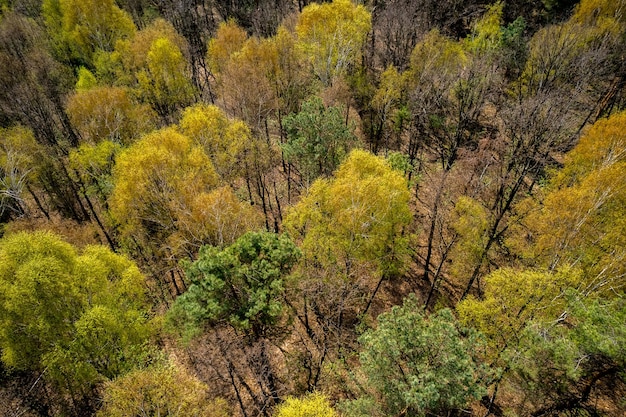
left=282, top=96, right=358, bottom=187
left=342, top=294, right=490, bottom=417
left=167, top=231, right=300, bottom=340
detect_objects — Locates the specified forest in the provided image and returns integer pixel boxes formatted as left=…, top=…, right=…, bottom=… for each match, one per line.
left=0, top=0, right=625, bottom=416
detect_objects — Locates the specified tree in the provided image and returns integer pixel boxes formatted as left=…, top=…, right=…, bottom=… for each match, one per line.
left=282, top=150, right=412, bottom=391
left=66, top=86, right=157, bottom=145
left=405, top=29, right=498, bottom=172
left=282, top=96, right=359, bottom=188
left=520, top=110, right=626, bottom=297
left=341, top=294, right=490, bottom=417
left=166, top=231, right=300, bottom=414
left=213, top=0, right=293, bottom=37
left=109, top=126, right=218, bottom=248
left=0, top=125, right=43, bottom=220
left=509, top=294, right=626, bottom=416
left=369, top=65, right=407, bottom=154
left=0, top=231, right=154, bottom=413
left=275, top=392, right=339, bottom=417
left=109, top=127, right=258, bottom=298
left=167, top=231, right=301, bottom=341
left=285, top=149, right=411, bottom=280
left=43, top=0, right=136, bottom=66
left=215, top=34, right=280, bottom=134
left=101, top=18, right=189, bottom=85
left=295, top=0, right=371, bottom=86
left=457, top=267, right=582, bottom=356
left=150, top=0, right=216, bottom=98
left=68, top=140, right=119, bottom=215
left=206, top=20, right=248, bottom=76
left=369, top=0, right=483, bottom=70
left=399, top=27, right=502, bottom=300
left=179, top=103, right=253, bottom=182
left=98, top=363, right=230, bottom=417
left=95, top=18, right=195, bottom=123
left=0, top=11, right=78, bottom=148
left=136, top=37, right=195, bottom=123
left=465, top=1, right=503, bottom=54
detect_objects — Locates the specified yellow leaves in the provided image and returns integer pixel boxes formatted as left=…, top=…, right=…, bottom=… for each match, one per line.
left=75, top=245, right=145, bottom=308
left=68, top=140, right=119, bottom=201
left=207, top=19, right=248, bottom=74
left=406, top=30, right=467, bottom=85
left=92, top=19, right=193, bottom=120
left=522, top=111, right=626, bottom=295
left=457, top=267, right=582, bottom=355
left=98, top=364, right=230, bottom=417
left=118, top=18, right=188, bottom=74
left=172, top=185, right=261, bottom=253
left=0, top=231, right=80, bottom=369
left=179, top=104, right=251, bottom=181
left=516, top=24, right=586, bottom=96
left=44, top=0, right=136, bottom=64
left=205, top=18, right=308, bottom=126
left=76, top=67, right=97, bottom=91
left=449, top=196, right=489, bottom=281
left=110, top=127, right=257, bottom=257
left=275, top=392, right=339, bottom=417
left=371, top=65, right=404, bottom=114
left=66, top=86, right=157, bottom=144
left=516, top=1, right=623, bottom=98
left=295, top=0, right=371, bottom=86
left=0, top=231, right=150, bottom=375
left=217, top=35, right=280, bottom=128
left=109, top=127, right=217, bottom=234
left=138, top=37, right=195, bottom=118
left=556, top=111, right=626, bottom=184
left=573, top=0, right=626, bottom=26
left=466, top=1, right=503, bottom=53
left=0, top=125, right=41, bottom=176
left=285, top=149, right=411, bottom=277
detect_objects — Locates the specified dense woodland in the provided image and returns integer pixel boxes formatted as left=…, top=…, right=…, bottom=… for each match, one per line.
left=0, top=0, right=625, bottom=416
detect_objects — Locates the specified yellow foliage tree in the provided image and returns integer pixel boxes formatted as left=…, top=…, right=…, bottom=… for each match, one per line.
left=465, top=1, right=503, bottom=53
left=0, top=125, right=44, bottom=218
left=275, top=392, right=338, bottom=417
left=218, top=35, right=280, bottom=132
left=93, top=19, right=194, bottom=123
left=457, top=267, right=582, bottom=356
left=43, top=0, right=135, bottom=65
left=572, top=0, right=626, bottom=26
left=179, top=104, right=252, bottom=181
left=66, top=86, right=156, bottom=145
left=109, top=127, right=258, bottom=266
left=285, top=149, right=411, bottom=279
left=206, top=19, right=248, bottom=75
left=137, top=37, right=196, bottom=122
left=522, top=111, right=626, bottom=296
left=295, top=0, right=371, bottom=86
left=0, top=231, right=154, bottom=403
left=98, top=363, right=230, bottom=417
